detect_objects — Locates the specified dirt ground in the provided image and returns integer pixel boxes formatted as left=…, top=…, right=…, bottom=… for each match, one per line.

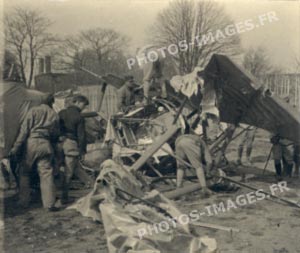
left=1, top=129, right=300, bottom=253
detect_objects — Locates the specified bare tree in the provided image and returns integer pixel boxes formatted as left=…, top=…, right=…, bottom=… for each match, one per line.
left=4, top=7, right=57, bottom=87
left=53, top=35, right=85, bottom=72
left=81, top=28, right=128, bottom=68
left=149, top=0, right=241, bottom=74
left=57, top=28, right=129, bottom=75
left=243, top=47, right=277, bottom=77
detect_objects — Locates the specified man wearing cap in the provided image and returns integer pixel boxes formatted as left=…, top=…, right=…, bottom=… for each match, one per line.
left=116, top=75, right=138, bottom=112
left=59, top=95, right=89, bottom=204
left=10, top=95, right=60, bottom=211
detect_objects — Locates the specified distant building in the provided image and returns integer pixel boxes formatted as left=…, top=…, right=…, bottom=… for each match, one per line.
left=35, top=71, right=101, bottom=93
left=34, top=56, right=101, bottom=93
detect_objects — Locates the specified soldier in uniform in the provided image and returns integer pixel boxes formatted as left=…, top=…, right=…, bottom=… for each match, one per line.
left=59, top=95, right=89, bottom=204
left=175, top=120, right=213, bottom=197
left=270, top=134, right=294, bottom=180
left=116, top=75, right=138, bottom=112
left=10, top=95, right=60, bottom=211
left=236, top=125, right=257, bottom=166
left=137, top=46, right=167, bottom=103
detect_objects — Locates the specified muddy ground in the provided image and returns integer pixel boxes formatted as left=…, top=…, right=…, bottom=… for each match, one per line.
left=1, top=129, right=300, bottom=253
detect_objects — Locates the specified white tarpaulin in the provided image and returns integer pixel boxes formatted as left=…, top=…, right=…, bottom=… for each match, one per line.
left=69, top=160, right=217, bottom=253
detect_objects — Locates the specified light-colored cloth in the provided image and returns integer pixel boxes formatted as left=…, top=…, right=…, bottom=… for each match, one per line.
left=68, top=159, right=217, bottom=253
left=104, top=117, right=116, bottom=143
left=170, top=67, right=204, bottom=97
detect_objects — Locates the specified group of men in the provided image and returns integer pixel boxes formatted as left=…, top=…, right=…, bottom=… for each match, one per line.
left=5, top=48, right=300, bottom=211
left=116, top=46, right=167, bottom=112
left=5, top=45, right=167, bottom=212
left=115, top=53, right=300, bottom=199
left=10, top=94, right=90, bottom=211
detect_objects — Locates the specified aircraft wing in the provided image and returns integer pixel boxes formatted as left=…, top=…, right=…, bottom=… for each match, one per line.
left=203, top=54, right=300, bottom=143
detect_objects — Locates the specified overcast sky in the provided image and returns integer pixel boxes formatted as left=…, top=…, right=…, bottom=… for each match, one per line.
left=3, top=0, right=300, bottom=71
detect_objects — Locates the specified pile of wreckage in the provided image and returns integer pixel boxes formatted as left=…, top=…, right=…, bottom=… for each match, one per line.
left=1, top=54, right=300, bottom=253
left=69, top=54, right=300, bottom=252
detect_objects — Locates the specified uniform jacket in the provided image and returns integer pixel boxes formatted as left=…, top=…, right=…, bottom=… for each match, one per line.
left=12, top=104, right=60, bottom=168
left=59, top=105, right=87, bottom=155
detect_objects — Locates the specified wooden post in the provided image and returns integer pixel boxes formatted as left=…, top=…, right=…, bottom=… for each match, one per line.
left=96, top=82, right=108, bottom=112
left=164, top=183, right=201, bottom=199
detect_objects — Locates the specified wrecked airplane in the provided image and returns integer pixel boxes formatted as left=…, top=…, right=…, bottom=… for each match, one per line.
left=69, top=53, right=300, bottom=253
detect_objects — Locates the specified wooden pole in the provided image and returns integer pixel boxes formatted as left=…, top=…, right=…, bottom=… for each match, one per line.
left=262, top=145, right=273, bottom=175
left=191, top=221, right=240, bottom=233
left=173, top=97, right=188, bottom=124
left=96, top=82, right=107, bottom=112
left=219, top=176, right=300, bottom=209
left=164, top=182, right=201, bottom=199
left=130, top=125, right=180, bottom=172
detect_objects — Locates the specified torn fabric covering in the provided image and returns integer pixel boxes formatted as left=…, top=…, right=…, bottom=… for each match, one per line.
left=100, top=202, right=217, bottom=253
left=204, top=54, right=300, bottom=143
left=0, top=82, right=47, bottom=158
left=104, top=116, right=116, bottom=143
left=69, top=160, right=217, bottom=253
left=170, top=66, right=205, bottom=98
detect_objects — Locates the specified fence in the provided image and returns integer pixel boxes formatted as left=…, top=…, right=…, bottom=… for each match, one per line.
left=261, top=74, right=300, bottom=110
left=78, top=84, right=118, bottom=119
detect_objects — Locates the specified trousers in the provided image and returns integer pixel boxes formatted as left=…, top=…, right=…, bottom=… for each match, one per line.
left=19, top=157, right=56, bottom=208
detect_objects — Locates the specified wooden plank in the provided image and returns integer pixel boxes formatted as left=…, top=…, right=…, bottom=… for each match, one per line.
left=130, top=125, right=180, bottom=172
left=192, top=221, right=240, bottom=233
left=163, top=183, right=201, bottom=199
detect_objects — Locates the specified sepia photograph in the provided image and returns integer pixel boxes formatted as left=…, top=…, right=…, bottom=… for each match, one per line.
left=0, top=0, right=300, bottom=252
